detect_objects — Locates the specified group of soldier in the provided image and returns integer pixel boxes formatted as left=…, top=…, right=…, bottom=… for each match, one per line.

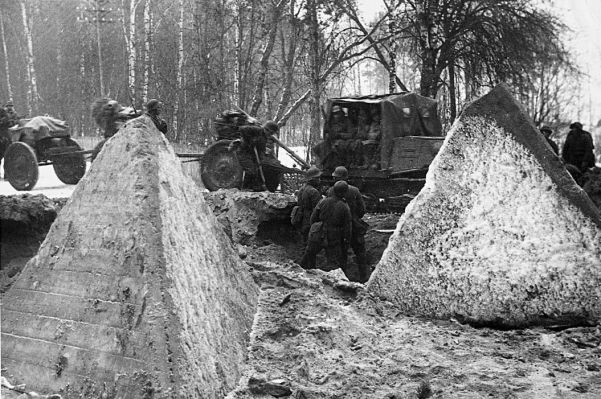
left=294, top=164, right=370, bottom=283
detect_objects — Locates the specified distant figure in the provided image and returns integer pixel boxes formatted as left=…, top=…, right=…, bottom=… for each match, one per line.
left=295, top=166, right=323, bottom=242
left=0, top=106, right=12, bottom=162
left=539, top=125, right=558, bottom=155
left=5, top=101, right=19, bottom=126
left=90, top=98, right=139, bottom=161
left=330, top=105, right=353, bottom=139
left=145, top=99, right=168, bottom=134
left=326, top=166, right=370, bottom=282
left=562, top=122, right=595, bottom=173
left=300, top=180, right=352, bottom=278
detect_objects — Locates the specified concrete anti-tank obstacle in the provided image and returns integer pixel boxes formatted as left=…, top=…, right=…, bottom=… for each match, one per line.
left=368, top=85, right=601, bottom=328
left=1, top=116, right=259, bottom=397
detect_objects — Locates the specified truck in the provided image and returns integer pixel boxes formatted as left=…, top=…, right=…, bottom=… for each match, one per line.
left=313, top=92, right=445, bottom=212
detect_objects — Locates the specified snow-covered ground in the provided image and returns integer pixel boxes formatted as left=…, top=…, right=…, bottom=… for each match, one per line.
left=0, top=160, right=82, bottom=198
left=277, top=145, right=307, bottom=169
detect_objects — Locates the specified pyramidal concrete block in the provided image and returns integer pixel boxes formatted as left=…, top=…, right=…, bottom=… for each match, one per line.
left=1, top=116, right=259, bottom=397
left=368, top=85, right=601, bottom=328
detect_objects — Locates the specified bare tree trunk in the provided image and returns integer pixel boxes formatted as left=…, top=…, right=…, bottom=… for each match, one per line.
left=274, top=0, right=300, bottom=122
left=0, top=10, right=13, bottom=101
left=249, top=0, right=286, bottom=116
left=122, top=0, right=139, bottom=104
left=20, top=0, right=38, bottom=114
left=448, top=62, right=456, bottom=122
left=279, top=89, right=310, bottom=127
left=388, top=46, right=397, bottom=93
left=173, top=0, right=184, bottom=141
left=307, top=0, right=321, bottom=162
left=234, top=2, right=243, bottom=105
left=95, top=7, right=105, bottom=96
left=142, top=0, right=152, bottom=104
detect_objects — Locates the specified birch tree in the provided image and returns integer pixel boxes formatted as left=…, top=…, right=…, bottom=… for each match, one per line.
left=0, top=10, right=13, bottom=101
left=172, top=0, right=184, bottom=140
left=248, top=0, right=287, bottom=116
left=20, top=0, right=38, bottom=114
left=142, top=0, right=152, bottom=104
left=122, top=0, right=141, bottom=104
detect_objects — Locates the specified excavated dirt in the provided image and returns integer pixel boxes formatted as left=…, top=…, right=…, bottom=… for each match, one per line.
left=0, top=195, right=67, bottom=292
left=225, top=261, right=601, bottom=399
left=2, top=193, right=601, bottom=398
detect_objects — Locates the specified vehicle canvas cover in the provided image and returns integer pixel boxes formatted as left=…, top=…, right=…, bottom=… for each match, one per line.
left=324, top=92, right=443, bottom=169
left=9, top=115, right=70, bottom=141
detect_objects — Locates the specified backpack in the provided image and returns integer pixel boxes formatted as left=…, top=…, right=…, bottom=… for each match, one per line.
left=290, top=205, right=303, bottom=227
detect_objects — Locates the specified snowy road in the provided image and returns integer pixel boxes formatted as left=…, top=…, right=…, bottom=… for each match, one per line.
left=0, top=145, right=308, bottom=199
left=0, top=160, right=83, bottom=198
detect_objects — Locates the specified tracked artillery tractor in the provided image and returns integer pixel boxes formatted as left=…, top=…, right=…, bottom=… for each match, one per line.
left=314, top=92, right=445, bottom=212
left=2, top=116, right=88, bottom=191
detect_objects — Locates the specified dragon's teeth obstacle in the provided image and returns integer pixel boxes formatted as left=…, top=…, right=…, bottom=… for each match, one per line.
left=368, top=85, right=601, bottom=328
left=1, top=116, right=259, bottom=398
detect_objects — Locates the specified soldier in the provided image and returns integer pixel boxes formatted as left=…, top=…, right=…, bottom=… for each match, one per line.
left=327, top=166, right=370, bottom=282
left=145, top=99, right=168, bottom=134
left=562, top=122, right=595, bottom=173
left=5, top=101, right=19, bottom=126
left=0, top=106, right=11, bottom=162
left=539, top=125, right=558, bottom=155
left=299, top=180, right=352, bottom=278
left=260, top=120, right=286, bottom=191
left=295, top=166, right=323, bottom=241
left=262, top=120, right=279, bottom=157
left=229, top=125, right=267, bottom=191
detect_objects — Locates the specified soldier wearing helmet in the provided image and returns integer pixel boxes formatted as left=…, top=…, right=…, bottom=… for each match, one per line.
left=326, top=166, right=369, bottom=282
left=262, top=120, right=279, bottom=157
left=145, top=99, right=168, bottom=134
left=299, top=180, right=352, bottom=278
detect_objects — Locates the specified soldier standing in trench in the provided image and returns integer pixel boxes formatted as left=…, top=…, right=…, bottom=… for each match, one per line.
left=295, top=166, right=323, bottom=242
left=299, top=180, right=352, bottom=278
left=327, top=166, right=370, bottom=283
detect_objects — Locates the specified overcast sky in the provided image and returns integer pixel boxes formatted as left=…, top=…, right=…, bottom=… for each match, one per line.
left=356, top=0, right=601, bottom=127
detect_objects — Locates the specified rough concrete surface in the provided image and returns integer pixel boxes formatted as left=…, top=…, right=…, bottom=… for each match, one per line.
left=1, top=116, right=259, bottom=398
left=368, top=85, right=601, bottom=327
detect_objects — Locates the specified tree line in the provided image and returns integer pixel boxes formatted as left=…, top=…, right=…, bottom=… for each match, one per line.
left=0, top=0, right=581, bottom=151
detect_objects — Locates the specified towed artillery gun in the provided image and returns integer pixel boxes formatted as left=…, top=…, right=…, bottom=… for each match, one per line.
left=314, top=92, right=445, bottom=212
left=2, top=116, right=88, bottom=191
left=199, top=110, right=307, bottom=192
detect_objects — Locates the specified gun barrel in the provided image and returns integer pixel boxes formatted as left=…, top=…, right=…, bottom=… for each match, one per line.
left=271, top=136, right=310, bottom=169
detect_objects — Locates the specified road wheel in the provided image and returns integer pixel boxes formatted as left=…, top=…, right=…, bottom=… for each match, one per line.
left=4, top=142, right=39, bottom=191
left=53, top=138, right=86, bottom=185
left=201, top=140, right=243, bottom=191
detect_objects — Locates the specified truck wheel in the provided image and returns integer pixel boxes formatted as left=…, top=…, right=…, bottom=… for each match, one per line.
left=4, top=142, right=39, bottom=191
